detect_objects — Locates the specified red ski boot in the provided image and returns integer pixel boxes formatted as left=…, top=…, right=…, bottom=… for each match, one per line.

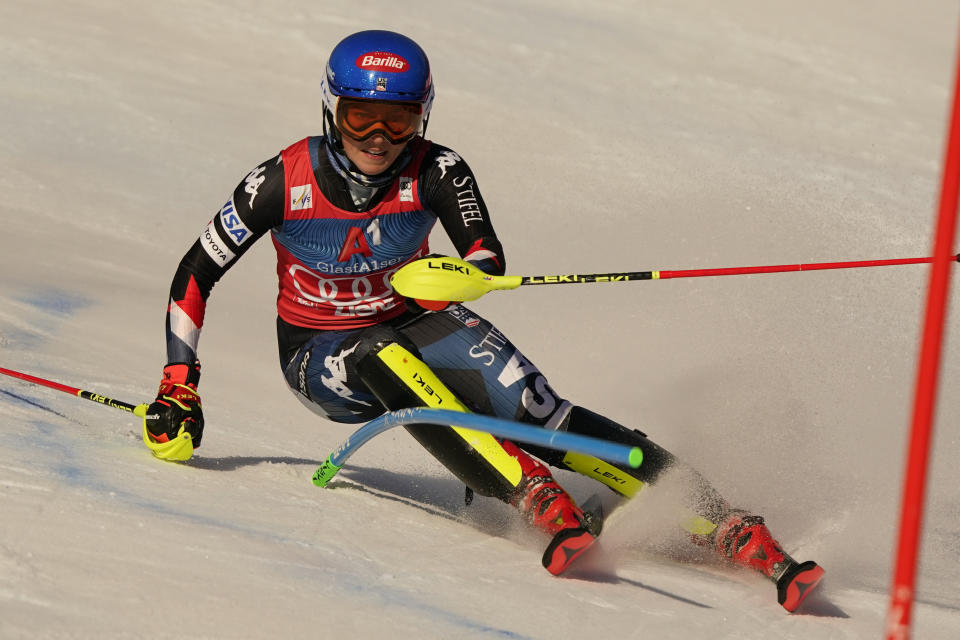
left=714, top=510, right=825, bottom=612
left=503, top=440, right=598, bottom=575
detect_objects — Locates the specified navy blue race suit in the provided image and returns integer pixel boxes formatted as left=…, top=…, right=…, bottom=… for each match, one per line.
left=159, top=134, right=727, bottom=515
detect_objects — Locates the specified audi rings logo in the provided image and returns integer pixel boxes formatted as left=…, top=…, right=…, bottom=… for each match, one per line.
left=288, top=265, right=398, bottom=318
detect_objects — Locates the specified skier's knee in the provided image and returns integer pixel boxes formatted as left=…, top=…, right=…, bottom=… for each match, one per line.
left=350, top=328, right=522, bottom=501
left=350, top=326, right=428, bottom=410
left=353, top=324, right=423, bottom=363
left=561, top=405, right=677, bottom=482
left=561, top=405, right=646, bottom=439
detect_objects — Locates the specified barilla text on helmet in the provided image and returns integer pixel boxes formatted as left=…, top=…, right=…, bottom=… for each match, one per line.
left=356, top=52, right=409, bottom=72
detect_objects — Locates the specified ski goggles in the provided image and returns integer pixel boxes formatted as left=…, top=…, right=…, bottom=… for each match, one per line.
left=336, top=98, right=423, bottom=144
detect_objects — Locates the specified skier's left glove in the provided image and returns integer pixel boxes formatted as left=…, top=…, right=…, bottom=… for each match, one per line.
left=142, top=362, right=203, bottom=462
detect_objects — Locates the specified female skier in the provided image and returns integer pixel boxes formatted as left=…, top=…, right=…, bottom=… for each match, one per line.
left=142, top=30, right=823, bottom=611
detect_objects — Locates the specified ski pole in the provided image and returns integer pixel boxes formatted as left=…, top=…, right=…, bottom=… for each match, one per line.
left=0, top=366, right=148, bottom=417
left=390, top=254, right=959, bottom=302
left=525, top=255, right=957, bottom=284
left=312, top=407, right=643, bottom=487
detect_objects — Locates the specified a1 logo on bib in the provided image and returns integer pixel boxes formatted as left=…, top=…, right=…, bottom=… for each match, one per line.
left=290, top=184, right=313, bottom=211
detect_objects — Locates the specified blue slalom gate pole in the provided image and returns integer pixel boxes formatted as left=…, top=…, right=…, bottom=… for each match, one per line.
left=312, top=407, right=643, bottom=487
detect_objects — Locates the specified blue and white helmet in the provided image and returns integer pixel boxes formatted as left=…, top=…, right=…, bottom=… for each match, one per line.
left=322, top=30, right=435, bottom=138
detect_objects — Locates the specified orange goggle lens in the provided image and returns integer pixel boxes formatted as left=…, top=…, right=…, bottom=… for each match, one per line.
left=336, top=99, right=423, bottom=144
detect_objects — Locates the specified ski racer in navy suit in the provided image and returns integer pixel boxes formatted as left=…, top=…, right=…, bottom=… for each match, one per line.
left=141, top=30, right=824, bottom=609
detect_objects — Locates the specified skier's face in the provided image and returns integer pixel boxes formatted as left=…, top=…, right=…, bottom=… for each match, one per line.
left=340, top=132, right=407, bottom=176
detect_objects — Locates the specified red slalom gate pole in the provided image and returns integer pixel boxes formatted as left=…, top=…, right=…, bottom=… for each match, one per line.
left=885, top=23, right=960, bottom=640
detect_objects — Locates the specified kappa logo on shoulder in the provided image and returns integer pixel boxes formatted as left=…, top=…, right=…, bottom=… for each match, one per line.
left=435, top=150, right=462, bottom=179
left=290, top=184, right=313, bottom=211
left=244, top=166, right=266, bottom=207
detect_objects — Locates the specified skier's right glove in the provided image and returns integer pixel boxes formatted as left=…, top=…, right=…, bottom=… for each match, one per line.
left=404, top=297, right=453, bottom=313
left=401, top=253, right=454, bottom=313
left=142, top=362, right=204, bottom=462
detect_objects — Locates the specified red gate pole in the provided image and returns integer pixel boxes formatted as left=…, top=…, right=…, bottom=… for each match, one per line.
left=885, top=23, right=960, bottom=640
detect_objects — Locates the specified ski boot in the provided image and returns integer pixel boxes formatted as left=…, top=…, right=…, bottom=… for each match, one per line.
left=503, top=440, right=600, bottom=575
left=714, top=510, right=825, bottom=612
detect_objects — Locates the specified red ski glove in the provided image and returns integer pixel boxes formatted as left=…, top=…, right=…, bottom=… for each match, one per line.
left=142, top=363, right=203, bottom=461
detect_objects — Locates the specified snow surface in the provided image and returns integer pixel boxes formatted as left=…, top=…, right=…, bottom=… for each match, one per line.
left=2, top=0, right=960, bottom=638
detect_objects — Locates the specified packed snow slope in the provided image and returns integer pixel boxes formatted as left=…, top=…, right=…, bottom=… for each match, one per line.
left=2, top=1, right=960, bottom=638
